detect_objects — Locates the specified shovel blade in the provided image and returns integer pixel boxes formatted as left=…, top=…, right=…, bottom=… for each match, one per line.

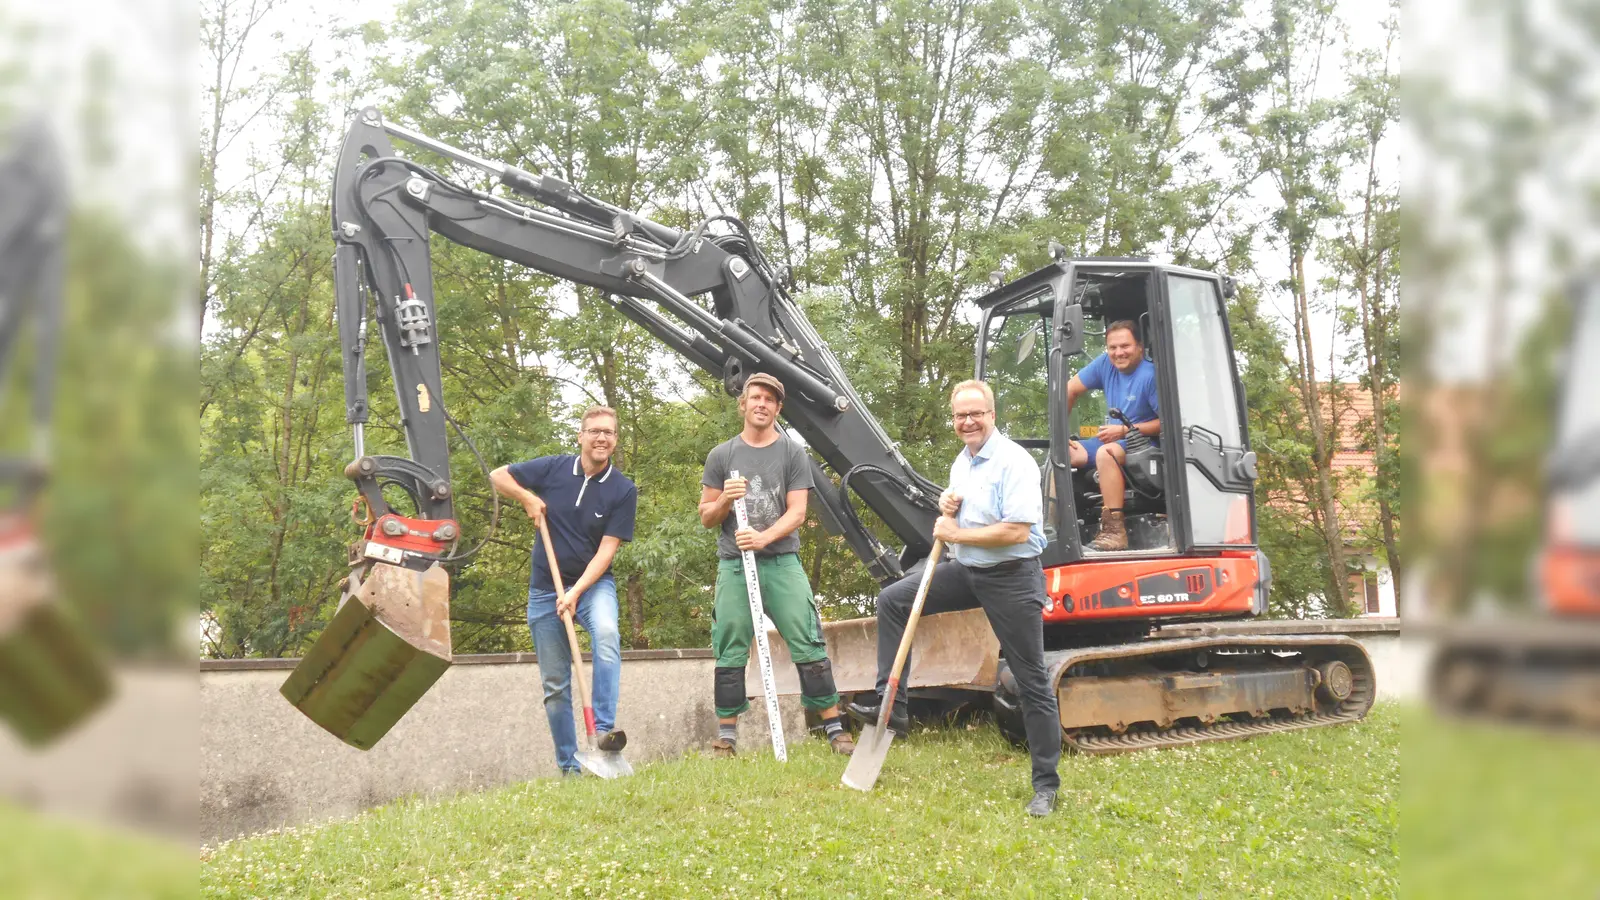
left=576, top=750, right=633, bottom=780
left=840, top=723, right=894, bottom=791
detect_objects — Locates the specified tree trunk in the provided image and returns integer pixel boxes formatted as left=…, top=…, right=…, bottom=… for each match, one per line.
left=626, top=571, right=647, bottom=649
left=1293, top=250, right=1350, bottom=616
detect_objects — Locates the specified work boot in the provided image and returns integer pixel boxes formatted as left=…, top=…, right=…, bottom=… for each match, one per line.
left=710, top=737, right=737, bottom=758
left=1025, top=790, right=1058, bottom=818
left=1087, top=510, right=1127, bottom=551
left=596, top=730, right=628, bottom=752
left=845, top=700, right=909, bottom=737
left=828, top=731, right=856, bottom=756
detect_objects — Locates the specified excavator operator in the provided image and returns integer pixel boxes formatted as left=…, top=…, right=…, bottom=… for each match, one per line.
left=1066, top=320, right=1162, bottom=551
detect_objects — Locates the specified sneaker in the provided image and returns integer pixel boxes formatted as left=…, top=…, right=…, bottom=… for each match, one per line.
left=1025, top=790, right=1058, bottom=818
left=596, top=730, right=628, bottom=752
left=828, top=731, right=856, bottom=756
left=845, top=700, right=909, bottom=737
left=710, top=737, right=737, bottom=758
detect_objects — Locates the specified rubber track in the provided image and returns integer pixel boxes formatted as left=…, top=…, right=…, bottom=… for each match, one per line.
left=1045, top=634, right=1378, bottom=755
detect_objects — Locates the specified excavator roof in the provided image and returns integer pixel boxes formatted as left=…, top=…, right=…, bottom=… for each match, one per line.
left=972, top=257, right=1153, bottom=311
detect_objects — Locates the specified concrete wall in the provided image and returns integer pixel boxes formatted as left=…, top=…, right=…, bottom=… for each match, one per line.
left=0, top=667, right=196, bottom=839
left=198, top=621, right=1403, bottom=845
left=199, top=650, right=805, bottom=846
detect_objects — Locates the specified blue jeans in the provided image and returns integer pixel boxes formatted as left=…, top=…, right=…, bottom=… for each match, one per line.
left=528, top=574, right=621, bottom=774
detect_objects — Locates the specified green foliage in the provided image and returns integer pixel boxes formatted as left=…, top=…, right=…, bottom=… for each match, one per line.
left=1229, top=287, right=1334, bottom=616
left=40, top=213, right=195, bottom=659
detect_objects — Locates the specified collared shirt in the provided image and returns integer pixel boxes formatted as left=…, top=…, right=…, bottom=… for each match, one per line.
left=948, top=429, right=1048, bottom=567
left=508, top=455, right=637, bottom=593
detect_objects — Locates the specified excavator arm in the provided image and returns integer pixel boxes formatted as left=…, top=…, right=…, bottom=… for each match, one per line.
left=0, top=118, right=112, bottom=746
left=283, top=108, right=942, bottom=748
left=331, top=107, right=937, bottom=583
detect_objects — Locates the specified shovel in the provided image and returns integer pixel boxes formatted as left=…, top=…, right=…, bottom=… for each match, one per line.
left=539, top=527, right=632, bottom=779
left=842, top=537, right=944, bottom=792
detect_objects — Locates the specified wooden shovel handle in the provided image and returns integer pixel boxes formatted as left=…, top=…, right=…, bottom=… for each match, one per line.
left=882, top=538, right=944, bottom=707
left=539, top=527, right=595, bottom=737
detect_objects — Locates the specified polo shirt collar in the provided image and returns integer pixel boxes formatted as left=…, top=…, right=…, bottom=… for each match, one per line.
left=572, top=456, right=614, bottom=481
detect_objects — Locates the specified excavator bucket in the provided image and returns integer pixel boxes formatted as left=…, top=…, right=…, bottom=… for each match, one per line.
left=746, top=607, right=1001, bottom=698
left=0, top=529, right=112, bottom=747
left=281, top=561, right=452, bottom=750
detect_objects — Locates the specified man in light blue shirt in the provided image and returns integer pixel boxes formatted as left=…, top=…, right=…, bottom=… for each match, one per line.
left=848, top=379, right=1062, bottom=817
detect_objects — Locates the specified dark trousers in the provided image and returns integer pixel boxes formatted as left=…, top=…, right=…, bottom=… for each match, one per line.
left=874, top=556, right=1061, bottom=793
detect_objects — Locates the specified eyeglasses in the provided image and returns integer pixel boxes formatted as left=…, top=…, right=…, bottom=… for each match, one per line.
left=582, top=428, right=617, bottom=438
left=951, top=410, right=992, bottom=423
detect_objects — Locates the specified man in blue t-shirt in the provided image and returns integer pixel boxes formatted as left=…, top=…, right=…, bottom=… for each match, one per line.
left=490, top=406, right=638, bottom=775
left=1066, top=320, right=1161, bottom=551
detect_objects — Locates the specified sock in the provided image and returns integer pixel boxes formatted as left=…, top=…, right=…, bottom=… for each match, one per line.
left=823, top=715, right=845, bottom=738
left=718, top=723, right=738, bottom=744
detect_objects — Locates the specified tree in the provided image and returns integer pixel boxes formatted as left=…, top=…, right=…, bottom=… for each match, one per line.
left=1219, top=0, right=1356, bottom=614
left=1326, top=4, right=1400, bottom=609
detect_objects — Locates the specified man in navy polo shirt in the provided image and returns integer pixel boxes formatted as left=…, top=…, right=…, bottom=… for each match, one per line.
left=490, top=405, right=637, bottom=775
left=1066, top=319, right=1162, bottom=551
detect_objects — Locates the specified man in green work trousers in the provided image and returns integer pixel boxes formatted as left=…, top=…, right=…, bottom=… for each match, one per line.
left=697, top=372, right=855, bottom=757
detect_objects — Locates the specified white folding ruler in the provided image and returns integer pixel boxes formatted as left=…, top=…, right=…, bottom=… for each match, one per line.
left=730, top=469, right=787, bottom=762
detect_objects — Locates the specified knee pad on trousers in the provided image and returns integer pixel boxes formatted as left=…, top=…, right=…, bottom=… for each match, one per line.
left=714, top=666, right=746, bottom=712
left=796, top=659, right=837, bottom=701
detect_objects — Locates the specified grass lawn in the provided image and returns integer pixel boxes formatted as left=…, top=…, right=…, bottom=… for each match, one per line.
left=0, top=802, right=194, bottom=899
left=203, top=703, right=1399, bottom=899
left=1404, top=708, right=1600, bottom=899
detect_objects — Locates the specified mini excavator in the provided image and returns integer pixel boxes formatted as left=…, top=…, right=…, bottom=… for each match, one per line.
left=285, top=108, right=1374, bottom=752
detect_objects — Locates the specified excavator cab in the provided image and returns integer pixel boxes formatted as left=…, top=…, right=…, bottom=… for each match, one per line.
left=1429, top=283, right=1600, bottom=728
left=1542, top=282, right=1600, bottom=617
left=975, top=257, right=1257, bottom=564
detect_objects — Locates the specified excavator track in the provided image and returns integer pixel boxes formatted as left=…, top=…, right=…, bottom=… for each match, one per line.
left=996, top=634, right=1376, bottom=754
left=1427, top=619, right=1600, bottom=730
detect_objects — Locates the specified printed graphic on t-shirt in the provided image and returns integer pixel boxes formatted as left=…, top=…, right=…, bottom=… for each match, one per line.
left=744, top=472, right=783, bottom=532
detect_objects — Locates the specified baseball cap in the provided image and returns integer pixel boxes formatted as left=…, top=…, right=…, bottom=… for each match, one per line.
left=742, top=372, right=786, bottom=402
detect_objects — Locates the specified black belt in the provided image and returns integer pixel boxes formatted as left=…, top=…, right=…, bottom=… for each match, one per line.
left=966, top=556, right=1039, bottom=574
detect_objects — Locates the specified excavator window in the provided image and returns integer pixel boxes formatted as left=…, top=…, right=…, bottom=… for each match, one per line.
left=1552, top=287, right=1600, bottom=546
left=978, top=290, right=1057, bottom=540
left=1060, top=269, right=1174, bottom=552
left=1165, top=274, right=1252, bottom=547
left=1167, top=276, right=1243, bottom=445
